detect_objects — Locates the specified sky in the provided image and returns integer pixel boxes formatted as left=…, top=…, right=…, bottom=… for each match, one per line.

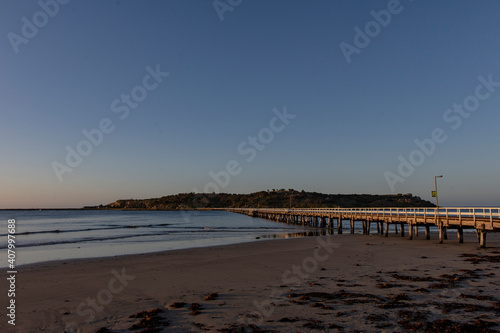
left=1, top=0, right=499, bottom=208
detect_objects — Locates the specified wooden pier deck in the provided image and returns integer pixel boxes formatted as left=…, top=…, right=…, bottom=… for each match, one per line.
left=223, top=207, right=500, bottom=248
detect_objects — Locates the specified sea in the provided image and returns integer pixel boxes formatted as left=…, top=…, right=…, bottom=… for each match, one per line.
left=0, top=210, right=315, bottom=267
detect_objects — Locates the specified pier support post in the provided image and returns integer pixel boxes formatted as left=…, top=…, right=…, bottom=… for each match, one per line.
left=409, top=223, right=413, bottom=240
left=350, top=219, right=354, bottom=234
left=439, top=223, right=444, bottom=244
left=400, top=223, right=405, bottom=237
left=479, top=232, right=487, bottom=248
left=457, top=227, right=464, bottom=244
left=337, top=217, right=343, bottom=234
left=384, top=221, right=389, bottom=237
left=415, top=225, right=419, bottom=237
left=366, top=220, right=371, bottom=235
left=376, top=221, right=380, bottom=234
left=425, top=225, right=430, bottom=240
left=395, top=223, right=398, bottom=234
left=443, top=227, right=448, bottom=240
left=479, top=225, right=487, bottom=248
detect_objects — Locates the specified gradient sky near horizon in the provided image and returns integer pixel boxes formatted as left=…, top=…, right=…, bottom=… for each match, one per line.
left=1, top=0, right=499, bottom=208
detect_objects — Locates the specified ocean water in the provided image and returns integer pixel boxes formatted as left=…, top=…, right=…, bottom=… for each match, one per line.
left=0, top=210, right=310, bottom=267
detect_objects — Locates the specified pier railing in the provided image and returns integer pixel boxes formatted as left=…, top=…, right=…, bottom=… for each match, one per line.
left=227, top=207, right=500, bottom=220
left=223, top=207, right=500, bottom=247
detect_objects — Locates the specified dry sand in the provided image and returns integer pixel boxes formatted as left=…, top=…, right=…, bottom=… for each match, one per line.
left=2, top=231, right=500, bottom=333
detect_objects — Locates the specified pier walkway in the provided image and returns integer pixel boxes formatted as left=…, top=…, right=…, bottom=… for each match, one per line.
left=223, top=207, right=500, bottom=248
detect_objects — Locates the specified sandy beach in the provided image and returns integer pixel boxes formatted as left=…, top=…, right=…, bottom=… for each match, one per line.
left=3, top=232, right=500, bottom=333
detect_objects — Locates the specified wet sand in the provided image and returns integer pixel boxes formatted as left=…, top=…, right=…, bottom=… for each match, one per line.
left=3, top=232, right=500, bottom=332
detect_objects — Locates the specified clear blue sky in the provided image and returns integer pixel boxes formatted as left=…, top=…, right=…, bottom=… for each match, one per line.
left=1, top=0, right=499, bottom=208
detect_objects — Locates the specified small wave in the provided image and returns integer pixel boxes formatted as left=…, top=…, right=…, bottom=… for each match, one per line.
left=0, top=227, right=297, bottom=249
left=0, top=223, right=171, bottom=237
left=0, top=231, right=176, bottom=249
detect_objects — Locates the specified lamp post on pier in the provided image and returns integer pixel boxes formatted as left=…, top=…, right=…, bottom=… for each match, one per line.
left=434, top=175, right=443, bottom=208
left=434, top=175, right=444, bottom=243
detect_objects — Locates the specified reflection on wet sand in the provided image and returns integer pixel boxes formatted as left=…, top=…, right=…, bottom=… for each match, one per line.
left=260, top=229, right=332, bottom=239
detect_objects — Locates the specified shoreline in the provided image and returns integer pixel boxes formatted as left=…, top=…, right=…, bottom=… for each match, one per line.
left=7, top=226, right=488, bottom=270
left=3, top=233, right=500, bottom=332
left=6, top=229, right=328, bottom=269
left=8, top=227, right=488, bottom=269
left=13, top=230, right=320, bottom=270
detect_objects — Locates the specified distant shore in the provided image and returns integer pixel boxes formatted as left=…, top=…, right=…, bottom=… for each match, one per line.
left=84, top=190, right=436, bottom=211
left=3, top=232, right=500, bottom=332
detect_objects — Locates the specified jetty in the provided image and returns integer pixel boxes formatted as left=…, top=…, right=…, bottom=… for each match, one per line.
left=223, top=207, right=500, bottom=248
